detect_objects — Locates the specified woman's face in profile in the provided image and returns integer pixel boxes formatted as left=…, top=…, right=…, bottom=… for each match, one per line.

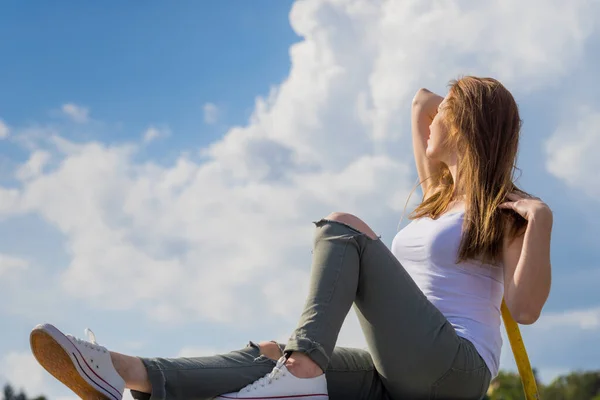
left=426, top=94, right=454, bottom=162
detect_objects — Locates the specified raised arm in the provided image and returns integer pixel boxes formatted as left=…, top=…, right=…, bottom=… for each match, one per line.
left=500, top=192, right=553, bottom=324
left=411, top=88, right=445, bottom=199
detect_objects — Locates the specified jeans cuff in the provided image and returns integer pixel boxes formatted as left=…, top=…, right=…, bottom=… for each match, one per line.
left=284, top=335, right=329, bottom=372
left=129, top=358, right=167, bottom=400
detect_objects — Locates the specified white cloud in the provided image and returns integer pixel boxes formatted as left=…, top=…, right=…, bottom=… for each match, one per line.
left=122, top=340, right=148, bottom=351
left=177, top=345, right=230, bottom=358
left=0, top=352, right=48, bottom=398
left=142, top=126, right=170, bottom=143
left=534, top=305, right=600, bottom=330
left=545, top=107, right=600, bottom=200
left=0, top=253, right=28, bottom=277
left=203, top=102, right=219, bottom=124
left=16, top=150, right=52, bottom=181
left=10, top=137, right=410, bottom=323
left=0, top=0, right=598, bottom=384
left=61, top=103, right=89, bottom=123
left=500, top=305, right=600, bottom=384
left=1, top=0, right=597, bottom=325
left=0, top=187, right=22, bottom=219
left=0, top=118, right=9, bottom=139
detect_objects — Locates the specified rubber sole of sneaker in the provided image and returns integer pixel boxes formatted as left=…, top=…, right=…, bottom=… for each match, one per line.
left=30, top=324, right=121, bottom=400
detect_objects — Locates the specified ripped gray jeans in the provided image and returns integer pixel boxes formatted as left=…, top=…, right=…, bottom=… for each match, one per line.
left=131, top=219, right=491, bottom=400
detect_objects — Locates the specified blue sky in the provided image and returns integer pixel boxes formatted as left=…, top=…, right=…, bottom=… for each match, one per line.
left=0, top=1, right=298, bottom=156
left=1, top=1, right=600, bottom=398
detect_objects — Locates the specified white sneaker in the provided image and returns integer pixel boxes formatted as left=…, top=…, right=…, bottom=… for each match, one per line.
left=216, top=356, right=328, bottom=399
left=30, top=323, right=125, bottom=400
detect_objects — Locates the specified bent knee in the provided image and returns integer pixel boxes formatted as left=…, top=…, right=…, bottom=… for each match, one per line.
left=324, top=212, right=378, bottom=239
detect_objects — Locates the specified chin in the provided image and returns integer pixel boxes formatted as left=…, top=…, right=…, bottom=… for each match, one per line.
left=425, top=148, right=438, bottom=160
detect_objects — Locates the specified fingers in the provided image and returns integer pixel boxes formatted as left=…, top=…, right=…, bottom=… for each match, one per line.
left=506, top=192, right=523, bottom=201
left=506, top=191, right=540, bottom=201
left=499, top=202, right=514, bottom=209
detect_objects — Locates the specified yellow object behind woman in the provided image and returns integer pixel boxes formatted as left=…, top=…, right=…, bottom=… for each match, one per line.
left=501, top=299, right=540, bottom=399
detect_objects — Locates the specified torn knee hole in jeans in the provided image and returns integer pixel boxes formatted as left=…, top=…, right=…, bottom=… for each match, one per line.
left=313, top=218, right=381, bottom=240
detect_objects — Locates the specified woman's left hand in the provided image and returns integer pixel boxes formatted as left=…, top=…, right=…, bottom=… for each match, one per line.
left=499, top=192, right=553, bottom=221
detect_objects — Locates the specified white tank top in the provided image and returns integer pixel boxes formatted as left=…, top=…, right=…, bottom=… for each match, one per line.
left=391, top=210, right=504, bottom=377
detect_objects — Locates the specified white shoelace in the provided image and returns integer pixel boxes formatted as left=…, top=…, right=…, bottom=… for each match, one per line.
left=241, top=356, right=288, bottom=392
left=67, top=328, right=107, bottom=353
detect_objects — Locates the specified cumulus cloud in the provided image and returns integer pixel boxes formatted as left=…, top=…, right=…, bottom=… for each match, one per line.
left=203, top=102, right=219, bottom=124
left=0, top=2, right=598, bottom=389
left=61, top=103, right=89, bottom=123
left=0, top=0, right=598, bottom=326
left=177, top=345, right=231, bottom=358
left=500, top=305, right=600, bottom=384
left=9, top=136, right=409, bottom=324
left=16, top=150, right=52, bottom=181
left=545, top=107, right=600, bottom=200
left=0, top=352, right=47, bottom=398
left=536, top=305, right=600, bottom=330
left=0, top=253, right=28, bottom=277
left=142, top=125, right=170, bottom=143
left=0, top=118, right=9, bottom=139
left=0, top=187, right=22, bottom=219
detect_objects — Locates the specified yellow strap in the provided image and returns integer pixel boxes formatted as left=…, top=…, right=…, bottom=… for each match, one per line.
left=501, top=300, right=540, bottom=399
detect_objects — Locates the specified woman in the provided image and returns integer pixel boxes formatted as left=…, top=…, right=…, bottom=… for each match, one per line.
left=29, top=76, right=553, bottom=400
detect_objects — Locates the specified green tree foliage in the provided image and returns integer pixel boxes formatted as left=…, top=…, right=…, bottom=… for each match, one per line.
left=542, top=371, right=600, bottom=400
left=2, top=384, right=47, bottom=400
left=486, top=370, right=529, bottom=400
left=485, top=370, right=600, bottom=400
